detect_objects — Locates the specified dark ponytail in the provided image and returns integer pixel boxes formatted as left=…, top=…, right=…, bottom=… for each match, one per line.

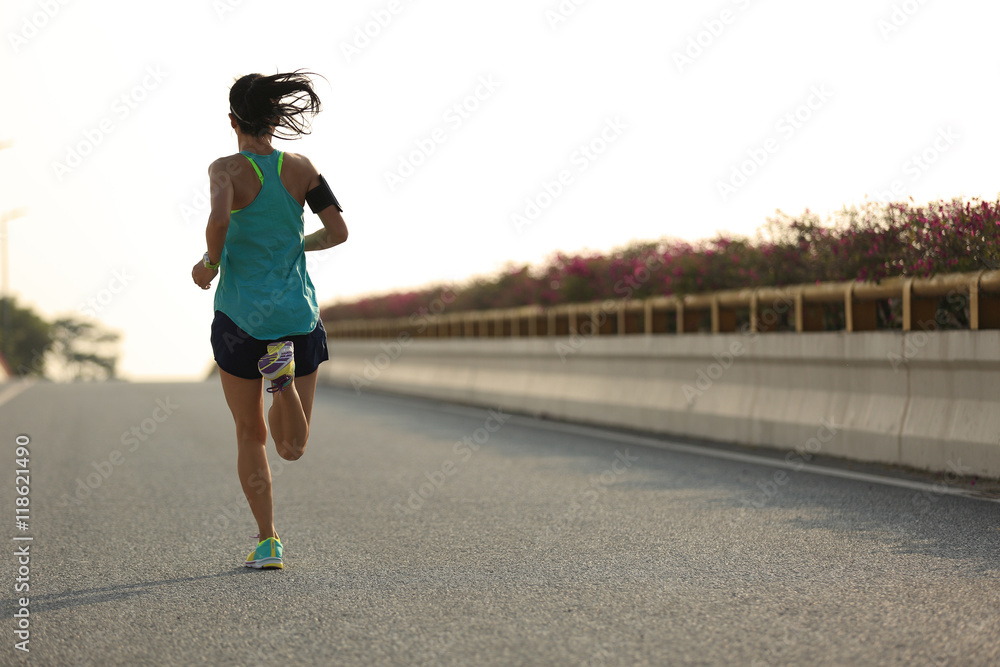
left=229, top=70, right=323, bottom=139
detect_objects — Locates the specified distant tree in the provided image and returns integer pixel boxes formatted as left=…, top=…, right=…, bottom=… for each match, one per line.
left=0, top=297, right=52, bottom=377
left=48, top=317, right=121, bottom=381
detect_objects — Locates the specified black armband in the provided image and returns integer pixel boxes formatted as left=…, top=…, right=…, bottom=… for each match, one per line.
left=305, top=175, right=343, bottom=214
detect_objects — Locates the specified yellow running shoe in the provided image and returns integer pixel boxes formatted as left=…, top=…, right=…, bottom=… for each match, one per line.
left=258, top=341, right=295, bottom=394
left=245, top=534, right=283, bottom=569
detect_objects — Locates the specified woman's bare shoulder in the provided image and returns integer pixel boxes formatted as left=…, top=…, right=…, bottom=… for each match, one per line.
left=208, top=153, right=248, bottom=176
left=279, top=151, right=319, bottom=174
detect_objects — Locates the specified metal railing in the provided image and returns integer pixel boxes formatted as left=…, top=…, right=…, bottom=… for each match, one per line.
left=325, top=270, right=1000, bottom=339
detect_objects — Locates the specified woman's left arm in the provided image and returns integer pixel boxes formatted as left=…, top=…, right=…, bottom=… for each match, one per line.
left=192, top=160, right=234, bottom=290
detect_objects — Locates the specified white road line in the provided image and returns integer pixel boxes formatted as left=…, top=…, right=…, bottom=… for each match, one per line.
left=509, top=417, right=1000, bottom=504
left=0, top=379, right=35, bottom=408
left=343, top=389, right=1000, bottom=504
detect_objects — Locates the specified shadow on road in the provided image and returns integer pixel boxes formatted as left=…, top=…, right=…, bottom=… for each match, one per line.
left=6, top=569, right=259, bottom=615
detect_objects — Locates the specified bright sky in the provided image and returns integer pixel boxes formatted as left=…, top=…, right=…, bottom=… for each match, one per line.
left=1, top=0, right=997, bottom=380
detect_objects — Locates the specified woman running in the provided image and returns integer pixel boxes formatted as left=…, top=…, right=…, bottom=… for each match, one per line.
left=191, top=71, right=348, bottom=570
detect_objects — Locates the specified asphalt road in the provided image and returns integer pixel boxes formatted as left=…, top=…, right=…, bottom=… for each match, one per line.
left=1, top=380, right=999, bottom=666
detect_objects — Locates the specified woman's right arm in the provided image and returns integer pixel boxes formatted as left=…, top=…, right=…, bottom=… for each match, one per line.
left=205, top=159, right=234, bottom=263
left=192, top=158, right=234, bottom=290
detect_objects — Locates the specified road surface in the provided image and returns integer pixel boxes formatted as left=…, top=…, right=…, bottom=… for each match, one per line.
left=1, top=380, right=998, bottom=666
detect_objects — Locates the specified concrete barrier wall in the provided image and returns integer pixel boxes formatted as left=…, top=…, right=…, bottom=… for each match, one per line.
left=318, top=330, right=1000, bottom=478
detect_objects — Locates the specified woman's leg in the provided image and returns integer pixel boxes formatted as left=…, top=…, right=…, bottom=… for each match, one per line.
left=296, top=370, right=320, bottom=423
left=218, top=368, right=277, bottom=540
left=267, top=370, right=318, bottom=461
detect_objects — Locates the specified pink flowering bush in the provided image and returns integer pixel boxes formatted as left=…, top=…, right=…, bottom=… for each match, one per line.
left=321, top=197, right=1000, bottom=322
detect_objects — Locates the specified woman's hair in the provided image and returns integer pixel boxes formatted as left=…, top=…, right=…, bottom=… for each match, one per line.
left=229, top=70, right=323, bottom=139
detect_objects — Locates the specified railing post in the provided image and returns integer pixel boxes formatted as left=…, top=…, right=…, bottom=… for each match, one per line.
left=845, top=283, right=855, bottom=333
left=644, top=300, right=653, bottom=335
left=902, top=278, right=913, bottom=332
left=970, top=272, right=983, bottom=331
left=794, top=288, right=804, bottom=333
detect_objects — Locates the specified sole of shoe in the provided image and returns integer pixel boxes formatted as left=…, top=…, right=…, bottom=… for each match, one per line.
left=258, top=349, right=294, bottom=378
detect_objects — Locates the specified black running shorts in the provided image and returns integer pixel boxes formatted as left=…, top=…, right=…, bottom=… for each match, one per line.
left=210, top=310, right=329, bottom=380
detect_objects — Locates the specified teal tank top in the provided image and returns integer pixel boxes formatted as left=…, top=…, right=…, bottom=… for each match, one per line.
left=213, top=150, right=319, bottom=340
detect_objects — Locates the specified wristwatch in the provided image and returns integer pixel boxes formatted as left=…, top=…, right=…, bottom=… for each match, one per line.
left=203, top=252, right=220, bottom=270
